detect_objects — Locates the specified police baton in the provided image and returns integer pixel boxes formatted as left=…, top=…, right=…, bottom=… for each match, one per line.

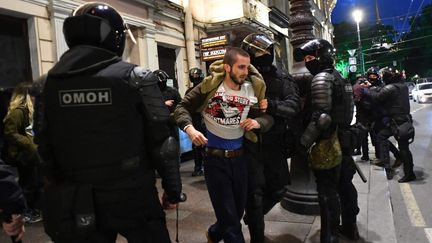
left=175, top=192, right=187, bottom=243
left=353, top=161, right=367, bottom=183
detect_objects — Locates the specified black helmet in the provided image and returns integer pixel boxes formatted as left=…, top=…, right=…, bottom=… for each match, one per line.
left=153, top=70, right=169, bottom=83
left=189, top=68, right=204, bottom=85
left=241, top=33, right=275, bottom=72
left=294, top=39, right=335, bottom=63
left=367, top=66, right=381, bottom=84
left=379, top=67, right=401, bottom=84
left=63, top=2, right=126, bottom=56
left=294, top=39, right=335, bottom=74
left=241, top=33, right=274, bottom=57
left=367, top=67, right=380, bottom=77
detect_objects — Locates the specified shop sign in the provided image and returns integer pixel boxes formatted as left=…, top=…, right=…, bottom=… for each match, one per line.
left=201, top=35, right=228, bottom=49
left=201, top=47, right=227, bottom=61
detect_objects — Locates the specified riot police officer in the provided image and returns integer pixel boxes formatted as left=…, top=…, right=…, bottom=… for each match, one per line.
left=241, top=33, right=300, bottom=243
left=294, top=39, right=360, bottom=243
left=34, top=3, right=183, bottom=242
left=353, top=67, right=380, bottom=160
left=360, top=67, right=401, bottom=166
left=362, top=67, right=416, bottom=182
left=154, top=70, right=182, bottom=115
left=186, top=68, right=205, bottom=176
left=154, top=69, right=182, bottom=141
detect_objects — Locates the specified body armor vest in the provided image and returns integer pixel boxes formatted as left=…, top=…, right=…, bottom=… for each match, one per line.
left=386, top=82, right=410, bottom=120
left=44, top=61, right=146, bottom=183
left=330, top=71, right=354, bottom=128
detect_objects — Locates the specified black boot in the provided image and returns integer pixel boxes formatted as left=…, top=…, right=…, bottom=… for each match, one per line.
left=398, top=174, right=416, bottom=183
left=398, top=146, right=415, bottom=183
left=385, top=167, right=394, bottom=180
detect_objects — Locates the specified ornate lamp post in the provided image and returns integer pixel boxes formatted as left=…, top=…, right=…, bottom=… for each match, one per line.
left=280, top=0, right=320, bottom=215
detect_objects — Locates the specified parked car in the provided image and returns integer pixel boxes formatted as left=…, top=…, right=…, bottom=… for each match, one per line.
left=406, top=82, right=415, bottom=99
left=412, top=82, right=432, bottom=103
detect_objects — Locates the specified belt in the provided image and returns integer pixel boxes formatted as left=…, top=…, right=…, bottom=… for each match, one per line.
left=205, top=147, right=244, bottom=158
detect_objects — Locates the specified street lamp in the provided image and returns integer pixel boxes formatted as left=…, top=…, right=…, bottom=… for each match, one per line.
left=352, top=9, right=365, bottom=74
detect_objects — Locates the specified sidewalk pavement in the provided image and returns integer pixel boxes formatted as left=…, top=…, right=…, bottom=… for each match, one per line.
left=163, top=156, right=397, bottom=243
left=0, top=156, right=397, bottom=243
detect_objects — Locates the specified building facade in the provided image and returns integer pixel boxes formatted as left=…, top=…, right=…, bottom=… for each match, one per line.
left=0, top=0, right=336, bottom=93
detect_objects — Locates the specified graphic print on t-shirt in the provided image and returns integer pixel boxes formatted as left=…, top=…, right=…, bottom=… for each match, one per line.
left=204, top=91, right=250, bottom=126
left=203, top=81, right=256, bottom=140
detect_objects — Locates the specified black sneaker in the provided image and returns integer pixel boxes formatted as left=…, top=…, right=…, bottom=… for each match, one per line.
left=360, top=156, right=370, bottom=161
left=24, top=209, right=43, bottom=223
left=192, top=168, right=204, bottom=177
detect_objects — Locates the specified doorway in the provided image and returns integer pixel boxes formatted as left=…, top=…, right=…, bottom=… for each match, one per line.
left=157, top=45, right=177, bottom=88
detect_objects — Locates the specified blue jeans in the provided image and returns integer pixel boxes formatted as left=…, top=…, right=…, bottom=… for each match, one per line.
left=204, top=153, right=249, bottom=243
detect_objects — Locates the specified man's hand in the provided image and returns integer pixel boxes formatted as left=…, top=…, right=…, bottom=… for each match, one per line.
left=2, top=214, right=25, bottom=241
left=165, top=100, right=175, bottom=107
left=259, top=99, right=268, bottom=112
left=185, top=126, right=208, bottom=146
left=161, top=191, right=178, bottom=210
left=360, top=81, right=371, bottom=88
left=240, top=118, right=261, bottom=131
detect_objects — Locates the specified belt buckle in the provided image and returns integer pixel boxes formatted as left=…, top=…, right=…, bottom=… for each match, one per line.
left=224, top=150, right=230, bottom=158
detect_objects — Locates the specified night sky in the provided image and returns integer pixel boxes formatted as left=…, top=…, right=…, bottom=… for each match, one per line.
left=332, top=0, right=432, bottom=34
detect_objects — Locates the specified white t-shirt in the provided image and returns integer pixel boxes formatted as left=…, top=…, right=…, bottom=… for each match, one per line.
left=202, top=81, right=257, bottom=140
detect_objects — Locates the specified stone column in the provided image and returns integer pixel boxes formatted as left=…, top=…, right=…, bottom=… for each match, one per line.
left=281, top=0, right=319, bottom=215
left=50, top=0, right=79, bottom=61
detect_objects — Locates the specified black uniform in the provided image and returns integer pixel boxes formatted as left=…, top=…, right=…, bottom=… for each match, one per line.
left=241, top=33, right=300, bottom=243
left=295, top=39, right=360, bottom=243
left=244, top=66, right=300, bottom=242
left=36, top=46, right=182, bottom=243
left=366, top=75, right=415, bottom=182
left=157, top=77, right=182, bottom=140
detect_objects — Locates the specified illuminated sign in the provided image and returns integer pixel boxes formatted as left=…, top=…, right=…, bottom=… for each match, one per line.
left=201, top=35, right=228, bottom=49
left=201, top=47, right=227, bottom=62
left=201, top=35, right=229, bottom=62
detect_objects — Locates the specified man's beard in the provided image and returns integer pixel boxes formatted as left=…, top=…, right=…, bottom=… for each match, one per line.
left=230, top=72, right=245, bottom=85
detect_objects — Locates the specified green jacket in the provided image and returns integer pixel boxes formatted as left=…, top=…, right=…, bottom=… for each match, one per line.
left=2, top=107, right=37, bottom=165
left=174, top=60, right=273, bottom=142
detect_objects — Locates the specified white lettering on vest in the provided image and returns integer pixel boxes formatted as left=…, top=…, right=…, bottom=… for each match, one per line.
left=59, top=89, right=112, bottom=107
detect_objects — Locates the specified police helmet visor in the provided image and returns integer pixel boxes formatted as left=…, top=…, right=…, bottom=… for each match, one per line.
left=155, top=70, right=169, bottom=82
left=241, top=34, right=274, bottom=57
